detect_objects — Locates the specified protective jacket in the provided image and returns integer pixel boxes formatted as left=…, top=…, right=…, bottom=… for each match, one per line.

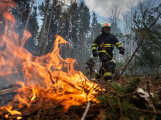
left=92, top=33, right=123, bottom=60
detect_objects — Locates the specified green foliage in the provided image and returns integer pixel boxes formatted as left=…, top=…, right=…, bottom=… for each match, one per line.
left=132, top=2, right=161, bottom=69
left=111, top=77, right=141, bottom=94
left=111, top=82, right=124, bottom=92
left=116, top=1, right=161, bottom=76
left=91, top=12, right=101, bottom=41
left=78, top=2, right=90, bottom=35
left=97, top=95, right=142, bottom=120
left=124, top=77, right=141, bottom=93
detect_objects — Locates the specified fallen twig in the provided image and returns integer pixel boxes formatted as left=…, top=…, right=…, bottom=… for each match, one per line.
left=119, top=92, right=135, bottom=97
left=117, top=94, right=123, bottom=119
left=151, top=103, right=157, bottom=120
left=112, top=68, right=126, bottom=80
left=81, top=101, right=91, bottom=120
left=130, top=107, right=161, bottom=114
left=0, top=87, right=18, bottom=95
left=48, top=71, right=55, bottom=84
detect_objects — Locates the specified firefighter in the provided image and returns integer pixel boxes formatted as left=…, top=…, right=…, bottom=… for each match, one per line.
left=92, top=22, right=125, bottom=81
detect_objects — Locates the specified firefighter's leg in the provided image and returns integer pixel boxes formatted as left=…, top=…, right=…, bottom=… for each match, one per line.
left=102, top=61, right=112, bottom=81
left=99, top=53, right=112, bottom=81
left=112, top=62, right=117, bottom=74
left=109, top=61, right=117, bottom=74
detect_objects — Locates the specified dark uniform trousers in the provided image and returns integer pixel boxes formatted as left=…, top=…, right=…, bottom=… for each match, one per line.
left=97, top=53, right=112, bottom=80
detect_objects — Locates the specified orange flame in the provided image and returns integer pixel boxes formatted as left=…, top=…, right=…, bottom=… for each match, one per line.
left=0, top=0, right=102, bottom=118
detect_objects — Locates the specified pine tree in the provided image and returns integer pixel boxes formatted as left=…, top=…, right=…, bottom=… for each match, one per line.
left=131, top=2, right=161, bottom=74
left=11, top=0, right=31, bottom=33
left=77, top=2, right=90, bottom=72
left=24, top=6, right=39, bottom=55
left=11, top=0, right=38, bottom=55
left=36, top=0, right=50, bottom=56
left=69, top=1, right=79, bottom=59
left=91, top=12, right=97, bottom=41
left=43, top=0, right=62, bottom=54
left=90, top=12, right=101, bottom=53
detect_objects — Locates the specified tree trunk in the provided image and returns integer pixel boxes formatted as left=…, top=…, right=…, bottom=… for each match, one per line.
left=80, top=33, right=85, bottom=73
left=24, top=0, right=34, bottom=48
left=69, top=24, right=73, bottom=58
left=56, top=7, right=61, bottom=35
left=24, top=0, right=34, bottom=31
left=65, top=15, right=70, bottom=59
left=42, top=1, right=55, bottom=55
left=36, top=0, right=50, bottom=56
left=60, top=28, right=64, bottom=58
left=15, top=0, right=28, bottom=32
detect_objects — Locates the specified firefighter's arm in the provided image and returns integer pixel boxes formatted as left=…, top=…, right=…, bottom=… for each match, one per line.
left=92, top=38, right=98, bottom=57
left=113, top=36, right=125, bottom=55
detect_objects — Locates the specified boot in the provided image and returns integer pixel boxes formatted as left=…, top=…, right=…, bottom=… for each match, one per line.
left=104, top=76, right=112, bottom=82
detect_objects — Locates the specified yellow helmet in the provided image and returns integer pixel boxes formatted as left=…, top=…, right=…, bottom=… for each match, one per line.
left=101, top=22, right=111, bottom=31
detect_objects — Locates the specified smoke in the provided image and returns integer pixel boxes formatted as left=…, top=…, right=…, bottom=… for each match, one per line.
left=84, top=0, right=145, bottom=18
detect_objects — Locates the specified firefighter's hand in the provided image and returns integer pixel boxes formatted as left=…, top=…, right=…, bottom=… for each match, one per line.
left=119, top=48, right=125, bottom=55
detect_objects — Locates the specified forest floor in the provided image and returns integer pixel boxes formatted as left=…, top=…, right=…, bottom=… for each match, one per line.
left=27, top=76, right=161, bottom=120
left=99, top=76, right=161, bottom=98
left=1, top=76, right=161, bottom=120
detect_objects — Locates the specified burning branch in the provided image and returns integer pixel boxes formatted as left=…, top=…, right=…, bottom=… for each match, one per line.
left=48, top=71, right=56, bottom=84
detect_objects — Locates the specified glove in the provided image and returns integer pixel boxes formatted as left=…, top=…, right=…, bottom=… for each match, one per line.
left=93, top=52, right=98, bottom=57
left=119, top=47, right=125, bottom=55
